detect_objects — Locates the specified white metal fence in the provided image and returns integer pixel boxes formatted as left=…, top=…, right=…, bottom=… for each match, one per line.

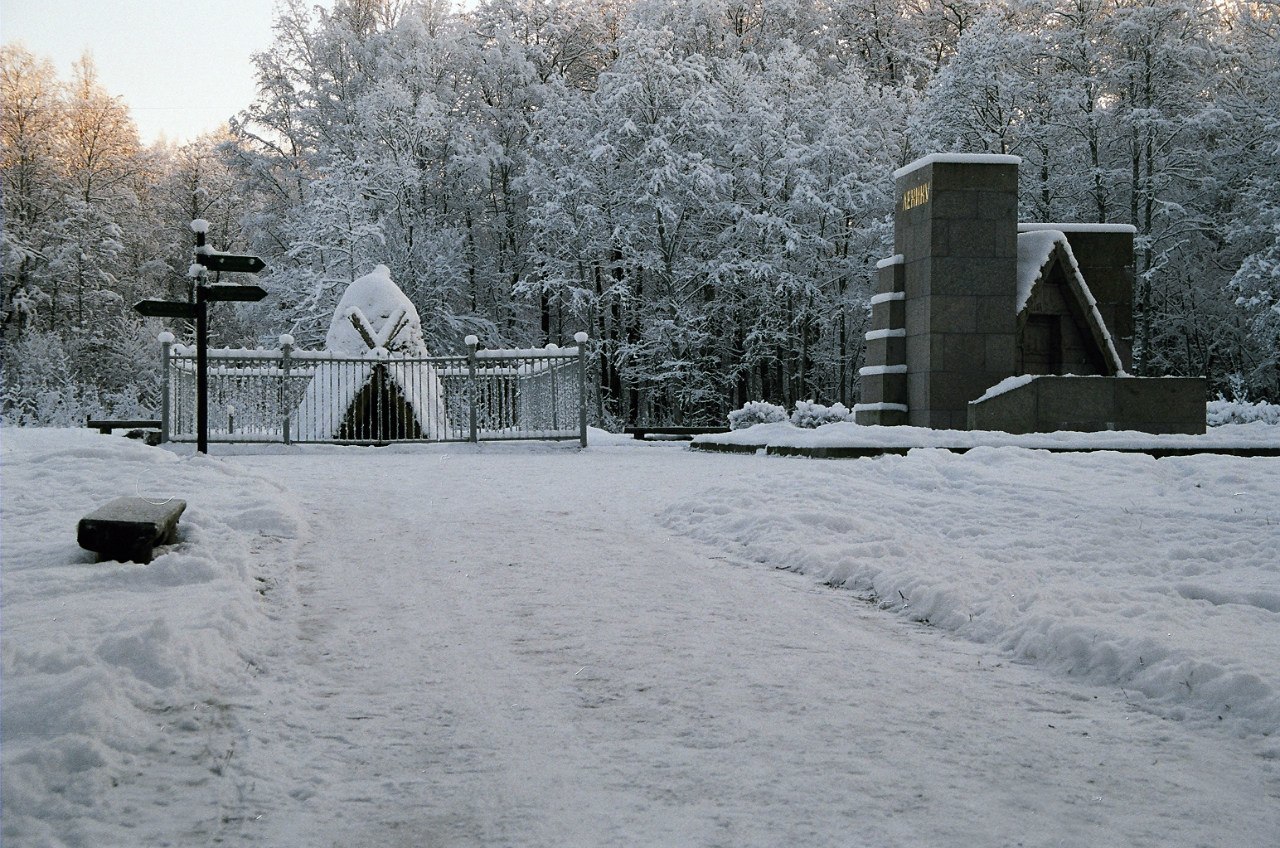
left=160, top=337, right=588, bottom=446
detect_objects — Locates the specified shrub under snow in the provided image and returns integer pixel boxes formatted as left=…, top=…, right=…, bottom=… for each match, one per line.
left=1207, top=399, right=1280, bottom=426
left=728, top=401, right=788, bottom=430
left=791, top=400, right=854, bottom=428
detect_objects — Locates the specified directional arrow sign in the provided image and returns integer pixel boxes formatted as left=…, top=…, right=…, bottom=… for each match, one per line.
left=135, top=299, right=198, bottom=319
left=198, top=253, right=266, bottom=274
left=202, top=284, right=268, bottom=302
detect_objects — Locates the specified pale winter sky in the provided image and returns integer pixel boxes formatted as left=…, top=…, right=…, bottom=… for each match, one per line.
left=1, top=0, right=335, bottom=145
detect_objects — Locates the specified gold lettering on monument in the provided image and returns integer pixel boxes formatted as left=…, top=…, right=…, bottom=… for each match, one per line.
left=901, top=181, right=931, bottom=212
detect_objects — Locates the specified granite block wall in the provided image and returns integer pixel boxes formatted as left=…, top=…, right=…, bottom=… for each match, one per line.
left=895, top=158, right=1019, bottom=429
left=967, top=376, right=1207, bottom=434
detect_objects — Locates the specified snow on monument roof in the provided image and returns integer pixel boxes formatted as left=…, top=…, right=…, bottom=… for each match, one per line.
left=1017, top=230, right=1065, bottom=313
left=326, top=264, right=428, bottom=356
left=1019, top=222, right=1138, bottom=235
left=893, top=153, right=1021, bottom=180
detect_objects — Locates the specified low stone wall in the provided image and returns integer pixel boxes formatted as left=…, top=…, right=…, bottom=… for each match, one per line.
left=967, top=375, right=1207, bottom=435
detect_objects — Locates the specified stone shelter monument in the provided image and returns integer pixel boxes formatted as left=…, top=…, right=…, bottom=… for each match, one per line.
left=855, top=154, right=1205, bottom=434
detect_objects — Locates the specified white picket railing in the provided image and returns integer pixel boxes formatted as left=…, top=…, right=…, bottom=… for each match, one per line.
left=159, top=335, right=588, bottom=446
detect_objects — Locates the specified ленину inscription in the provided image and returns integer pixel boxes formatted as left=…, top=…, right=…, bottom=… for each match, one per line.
left=901, top=181, right=930, bottom=212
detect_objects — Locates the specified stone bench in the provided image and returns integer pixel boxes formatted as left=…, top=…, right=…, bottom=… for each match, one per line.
left=78, top=497, right=187, bottom=563
left=86, top=417, right=163, bottom=445
left=85, top=417, right=162, bottom=434
left=623, top=426, right=726, bottom=440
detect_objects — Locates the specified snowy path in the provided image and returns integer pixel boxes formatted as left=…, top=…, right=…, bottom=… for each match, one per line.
left=219, top=443, right=1278, bottom=848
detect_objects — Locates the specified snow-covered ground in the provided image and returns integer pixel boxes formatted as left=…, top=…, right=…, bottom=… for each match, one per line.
left=3, top=426, right=1278, bottom=846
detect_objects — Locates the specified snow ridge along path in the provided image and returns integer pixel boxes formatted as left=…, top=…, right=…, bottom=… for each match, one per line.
left=3, top=429, right=1278, bottom=846
left=1, top=429, right=305, bottom=846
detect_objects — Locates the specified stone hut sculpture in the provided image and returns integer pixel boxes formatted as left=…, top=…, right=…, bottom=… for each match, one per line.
left=293, top=265, right=451, bottom=441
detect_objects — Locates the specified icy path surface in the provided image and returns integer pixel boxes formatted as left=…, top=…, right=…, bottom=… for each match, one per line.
left=224, top=442, right=1277, bottom=848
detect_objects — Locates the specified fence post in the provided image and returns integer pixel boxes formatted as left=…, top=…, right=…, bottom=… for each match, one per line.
left=158, top=331, right=174, bottom=444
left=575, top=331, right=589, bottom=448
left=547, top=342, right=560, bottom=431
left=280, top=334, right=294, bottom=445
left=465, top=335, right=479, bottom=443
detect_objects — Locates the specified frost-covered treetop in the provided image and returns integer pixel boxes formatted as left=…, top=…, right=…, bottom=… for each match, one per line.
left=325, top=264, right=429, bottom=356
left=893, top=153, right=1021, bottom=180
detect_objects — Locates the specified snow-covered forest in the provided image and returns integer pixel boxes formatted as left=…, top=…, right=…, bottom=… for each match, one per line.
left=3, top=0, right=1279, bottom=427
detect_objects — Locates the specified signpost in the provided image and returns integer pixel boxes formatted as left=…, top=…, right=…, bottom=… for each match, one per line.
left=134, top=223, right=267, bottom=453
left=198, top=253, right=267, bottom=274
left=203, top=284, right=267, bottom=302
left=135, top=300, right=198, bottom=320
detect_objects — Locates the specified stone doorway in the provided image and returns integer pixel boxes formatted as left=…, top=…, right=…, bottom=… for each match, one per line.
left=1022, top=315, right=1062, bottom=374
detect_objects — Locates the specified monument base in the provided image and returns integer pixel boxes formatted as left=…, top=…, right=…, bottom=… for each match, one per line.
left=967, top=375, right=1207, bottom=435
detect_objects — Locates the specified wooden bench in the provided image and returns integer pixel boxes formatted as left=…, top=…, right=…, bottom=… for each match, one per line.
left=623, top=426, right=726, bottom=440
left=78, top=497, right=187, bottom=564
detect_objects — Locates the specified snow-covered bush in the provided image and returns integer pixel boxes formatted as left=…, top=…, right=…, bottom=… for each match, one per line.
left=790, top=400, right=854, bottom=428
left=0, top=319, right=162, bottom=426
left=728, top=401, right=788, bottom=430
left=1207, top=399, right=1280, bottom=426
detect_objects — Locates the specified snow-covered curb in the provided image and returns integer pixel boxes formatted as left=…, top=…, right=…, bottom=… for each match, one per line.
left=692, top=420, right=1280, bottom=452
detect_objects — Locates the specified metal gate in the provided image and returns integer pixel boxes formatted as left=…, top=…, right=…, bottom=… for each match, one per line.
left=159, top=336, right=588, bottom=446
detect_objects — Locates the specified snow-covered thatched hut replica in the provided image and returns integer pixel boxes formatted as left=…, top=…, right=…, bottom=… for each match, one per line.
left=293, top=265, right=451, bottom=441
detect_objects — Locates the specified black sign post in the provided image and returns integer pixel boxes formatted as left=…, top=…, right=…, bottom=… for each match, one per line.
left=135, top=300, right=198, bottom=320
left=192, top=282, right=265, bottom=452
left=135, top=225, right=266, bottom=453
left=203, top=284, right=268, bottom=302
left=199, top=253, right=267, bottom=274
left=194, top=285, right=209, bottom=454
